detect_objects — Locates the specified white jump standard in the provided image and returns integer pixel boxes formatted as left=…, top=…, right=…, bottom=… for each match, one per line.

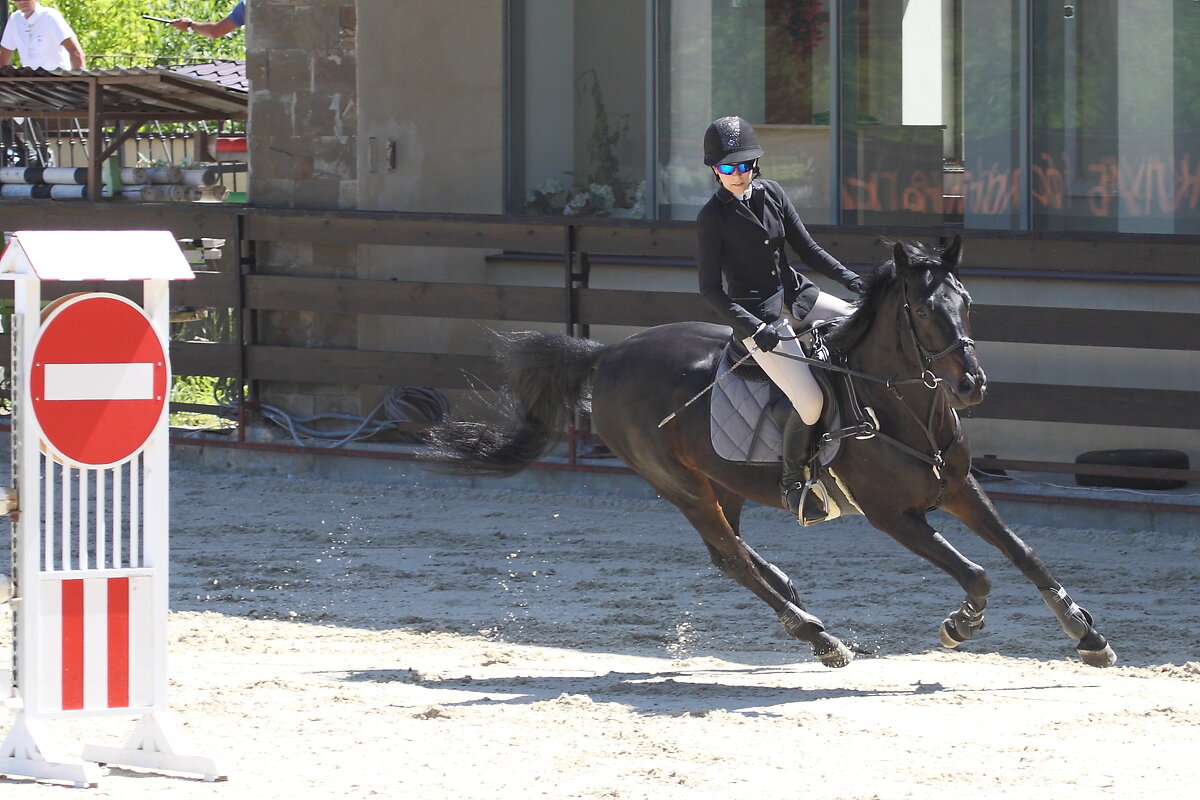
left=0, top=230, right=226, bottom=787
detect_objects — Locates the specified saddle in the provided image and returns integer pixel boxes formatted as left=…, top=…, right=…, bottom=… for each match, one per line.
left=709, top=323, right=873, bottom=518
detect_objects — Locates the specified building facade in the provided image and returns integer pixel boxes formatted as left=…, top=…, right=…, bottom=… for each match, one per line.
left=243, top=1, right=1200, bottom=470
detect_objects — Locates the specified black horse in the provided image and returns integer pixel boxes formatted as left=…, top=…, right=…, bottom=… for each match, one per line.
left=424, top=238, right=1116, bottom=669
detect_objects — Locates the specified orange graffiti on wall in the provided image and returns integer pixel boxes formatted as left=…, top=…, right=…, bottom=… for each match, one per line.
left=841, top=152, right=1200, bottom=219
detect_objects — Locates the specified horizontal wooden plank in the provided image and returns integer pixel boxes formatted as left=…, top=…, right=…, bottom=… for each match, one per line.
left=959, top=236, right=1200, bottom=277
left=815, top=228, right=1200, bottom=279
left=574, top=222, right=697, bottom=257
left=965, top=382, right=1200, bottom=430
left=15, top=272, right=240, bottom=310
left=0, top=335, right=237, bottom=378
left=245, top=345, right=499, bottom=389
left=173, top=341, right=239, bottom=378
left=974, top=457, right=1200, bottom=483
left=971, top=305, right=1200, bottom=350
left=578, top=288, right=721, bottom=327
left=243, top=210, right=566, bottom=251
left=0, top=202, right=240, bottom=239
left=174, top=271, right=239, bottom=309
left=243, top=275, right=566, bottom=323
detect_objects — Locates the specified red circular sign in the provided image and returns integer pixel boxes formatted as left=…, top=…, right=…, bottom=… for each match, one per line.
left=31, top=294, right=169, bottom=468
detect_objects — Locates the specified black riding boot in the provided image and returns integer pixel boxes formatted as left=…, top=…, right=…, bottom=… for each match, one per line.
left=780, top=413, right=827, bottom=525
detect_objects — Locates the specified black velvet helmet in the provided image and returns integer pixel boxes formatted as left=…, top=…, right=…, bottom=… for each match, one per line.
left=703, top=116, right=764, bottom=166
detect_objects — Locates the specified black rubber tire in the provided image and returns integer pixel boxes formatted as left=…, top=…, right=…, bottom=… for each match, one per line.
left=1074, top=448, right=1190, bottom=490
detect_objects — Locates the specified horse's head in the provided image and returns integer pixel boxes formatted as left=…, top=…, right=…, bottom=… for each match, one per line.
left=892, top=236, right=987, bottom=409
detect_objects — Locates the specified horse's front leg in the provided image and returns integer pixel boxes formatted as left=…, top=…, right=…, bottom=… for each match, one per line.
left=865, top=508, right=993, bottom=648
left=942, top=475, right=1117, bottom=667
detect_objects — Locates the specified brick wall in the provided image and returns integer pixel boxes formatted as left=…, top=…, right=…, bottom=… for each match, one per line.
left=247, top=0, right=358, bottom=209
left=245, top=1, right=362, bottom=426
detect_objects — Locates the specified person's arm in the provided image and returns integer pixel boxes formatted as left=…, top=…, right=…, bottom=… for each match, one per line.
left=778, top=185, right=864, bottom=292
left=0, top=47, right=13, bottom=67
left=697, top=206, right=765, bottom=341
left=62, top=37, right=85, bottom=70
left=170, top=16, right=239, bottom=39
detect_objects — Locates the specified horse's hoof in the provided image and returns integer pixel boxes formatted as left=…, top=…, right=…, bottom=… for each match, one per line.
left=1078, top=643, right=1117, bottom=668
left=939, top=601, right=985, bottom=649
left=938, top=620, right=964, bottom=649
left=813, top=634, right=854, bottom=669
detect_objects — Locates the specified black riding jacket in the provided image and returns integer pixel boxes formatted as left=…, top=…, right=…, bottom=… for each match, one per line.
left=696, top=178, right=861, bottom=341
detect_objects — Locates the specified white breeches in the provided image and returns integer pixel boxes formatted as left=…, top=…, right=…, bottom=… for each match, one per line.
left=741, top=291, right=854, bottom=426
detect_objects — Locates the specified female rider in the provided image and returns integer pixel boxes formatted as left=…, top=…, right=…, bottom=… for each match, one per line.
left=696, top=115, right=864, bottom=523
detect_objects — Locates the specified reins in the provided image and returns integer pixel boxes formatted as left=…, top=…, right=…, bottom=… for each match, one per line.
left=775, top=282, right=971, bottom=511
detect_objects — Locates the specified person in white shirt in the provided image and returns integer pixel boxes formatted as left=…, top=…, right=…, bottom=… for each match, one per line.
left=0, top=0, right=86, bottom=70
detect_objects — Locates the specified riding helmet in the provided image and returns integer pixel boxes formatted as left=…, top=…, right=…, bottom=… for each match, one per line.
left=703, top=116, right=764, bottom=166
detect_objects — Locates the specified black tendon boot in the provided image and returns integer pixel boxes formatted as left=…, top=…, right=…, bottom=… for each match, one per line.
left=779, top=413, right=827, bottom=525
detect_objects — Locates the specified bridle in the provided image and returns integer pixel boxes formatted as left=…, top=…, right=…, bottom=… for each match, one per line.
left=798, top=270, right=977, bottom=512
left=899, top=274, right=975, bottom=387
left=868, top=272, right=975, bottom=509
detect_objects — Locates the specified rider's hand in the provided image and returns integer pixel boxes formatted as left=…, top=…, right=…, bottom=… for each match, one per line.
left=751, top=325, right=780, bottom=353
left=847, top=277, right=867, bottom=295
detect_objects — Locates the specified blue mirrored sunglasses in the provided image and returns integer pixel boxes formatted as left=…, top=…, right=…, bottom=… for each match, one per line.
left=716, top=160, right=756, bottom=175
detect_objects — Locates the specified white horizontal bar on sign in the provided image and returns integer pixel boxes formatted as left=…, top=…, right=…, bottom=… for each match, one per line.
left=40, top=704, right=157, bottom=720
left=43, top=363, right=156, bottom=401
left=39, top=568, right=157, bottom=581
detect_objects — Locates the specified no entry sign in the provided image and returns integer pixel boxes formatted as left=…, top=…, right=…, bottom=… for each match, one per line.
left=30, top=293, right=169, bottom=468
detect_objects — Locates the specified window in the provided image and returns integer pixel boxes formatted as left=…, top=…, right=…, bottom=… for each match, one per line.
left=508, top=0, right=649, bottom=218
left=1031, top=0, right=1200, bottom=234
left=509, top=0, right=1200, bottom=234
left=656, top=0, right=834, bottom=221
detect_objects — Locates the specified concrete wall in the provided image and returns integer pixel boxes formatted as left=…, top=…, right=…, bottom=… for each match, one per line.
left=356, top=0, right=504, bottom=213
left=352, top=0, right=507, bottom=418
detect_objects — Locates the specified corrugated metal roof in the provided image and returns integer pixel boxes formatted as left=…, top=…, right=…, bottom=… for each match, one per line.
left=0, top=61, right=247, bottom=121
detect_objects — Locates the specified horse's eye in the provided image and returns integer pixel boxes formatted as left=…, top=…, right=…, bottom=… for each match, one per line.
left=915, top=306, right=929, bottom=319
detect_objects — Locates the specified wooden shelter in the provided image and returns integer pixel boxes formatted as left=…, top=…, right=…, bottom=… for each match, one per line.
left=0, top=62, right=247, bottom=200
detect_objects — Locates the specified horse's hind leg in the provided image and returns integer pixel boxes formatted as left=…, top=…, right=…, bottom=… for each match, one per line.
left=943, top=476, right=1116, bottom=667
left=675, top=479, right=852, bottom=667
left=710, top=488, right=806, bottom=609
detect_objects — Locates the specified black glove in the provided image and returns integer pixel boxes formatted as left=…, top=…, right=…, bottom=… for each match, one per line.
left=751, top=325, right=780, bottom=352
left=847, top=277, right=867, bottom=295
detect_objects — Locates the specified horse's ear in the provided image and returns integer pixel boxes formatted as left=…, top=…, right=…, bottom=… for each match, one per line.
left=942, top=235, right=963, bottom=273
left=892, top=241, right=910, bottom=272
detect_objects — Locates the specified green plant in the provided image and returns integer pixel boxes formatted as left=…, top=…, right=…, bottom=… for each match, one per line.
left=524, top=70, right=645, bottom=218
left=168, top=305, right=240, bottom=429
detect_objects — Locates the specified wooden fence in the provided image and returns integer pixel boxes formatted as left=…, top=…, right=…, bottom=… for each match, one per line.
left=1, top=202, right=1198, bottom=484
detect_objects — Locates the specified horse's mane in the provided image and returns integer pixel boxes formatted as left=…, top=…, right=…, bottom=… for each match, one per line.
left=824, top=240, right=949, bottom=353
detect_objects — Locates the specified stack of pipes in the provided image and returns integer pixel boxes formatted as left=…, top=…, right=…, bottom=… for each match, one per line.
left=0, top=166, right=229, bottom=202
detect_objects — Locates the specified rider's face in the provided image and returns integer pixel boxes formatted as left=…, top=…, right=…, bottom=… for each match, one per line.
left=713, top=161, right=755, bottom=195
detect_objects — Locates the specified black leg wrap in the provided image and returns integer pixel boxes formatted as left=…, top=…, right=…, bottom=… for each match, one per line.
left=778, top=602, right=853, bottom=668
left=1039, top=586, right=1117, bottom=667
left=763, top=562, right=804, bottom=608
left=777, top=602, right=825, bottom=641
left=1040, top=585, right=1093, bottom=642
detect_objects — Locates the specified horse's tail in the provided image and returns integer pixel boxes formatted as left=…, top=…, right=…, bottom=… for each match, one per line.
left=421, top=330, right=606, bottom=477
